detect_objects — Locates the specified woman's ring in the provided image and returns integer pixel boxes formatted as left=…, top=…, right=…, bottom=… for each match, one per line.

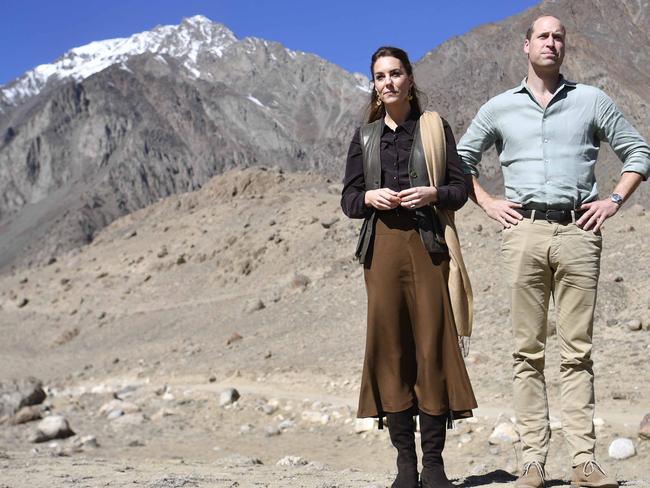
left=410, top=204, right=416, bottom=208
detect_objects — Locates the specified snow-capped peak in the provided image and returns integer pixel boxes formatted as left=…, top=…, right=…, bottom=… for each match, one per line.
left=0, top=15, right=237, bottom=107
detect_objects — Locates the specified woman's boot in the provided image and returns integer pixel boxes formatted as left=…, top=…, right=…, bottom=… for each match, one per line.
left=419, top=410, right=454, bottom=488
left=386, top=410, right=419, bottom=488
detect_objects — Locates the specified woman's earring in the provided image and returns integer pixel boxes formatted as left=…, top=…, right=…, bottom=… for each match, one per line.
left=407, top=89, right=413, bottom=101
left=375, top=96, right=382, bottom=107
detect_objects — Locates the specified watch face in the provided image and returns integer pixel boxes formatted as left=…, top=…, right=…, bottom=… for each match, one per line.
left=610, top=193, right=623, bottom=204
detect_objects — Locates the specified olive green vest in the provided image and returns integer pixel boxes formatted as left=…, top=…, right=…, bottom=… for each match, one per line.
left=354, top=119, right=447, bottom=264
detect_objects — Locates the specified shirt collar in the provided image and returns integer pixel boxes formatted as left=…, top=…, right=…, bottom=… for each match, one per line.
left=381, top=111, right=419, bottom=135
left=514, top=74, right=576, bottom=96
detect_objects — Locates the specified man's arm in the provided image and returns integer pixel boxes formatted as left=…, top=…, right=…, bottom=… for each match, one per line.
left=577, top=91, right=650, bottom=232
left=469, top=176, right=523, bottom=228
left=577, top=171, right=643, bottom=232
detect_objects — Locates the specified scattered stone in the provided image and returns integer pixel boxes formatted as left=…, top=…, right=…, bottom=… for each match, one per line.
left=302, top=411, right=330, bottom=425
left=151, top=408, right=175, bottom=421
left=31, top=415, right=75, bottom=443
left=215, top=454, right=263, bottom=467
left=279, top=419, right=296, bottom=430
left=489, top=421, right=519, bottom=445
left=291, top=273, right=311, bottom=290
left=614, top=276, right=624, bottom=283
left=263, top=400, right=280, bottom=415
left=277, top=455, right=308, bottom=467
left=96, top=271, right=109, bottom=279
left=96, top=311, right=106, bottom=320
left=626, top=225, right=635, bottom=232
left=157, top=247, right=168, bottom=258
left=321, top=217, right=339, bottom=229
left=608, top=437, right=636, bottom=460
left=354, top=418, right=376, bottom=433
left=459, top=433, right=473, bottom=444
left=239, top=424, right=254, bottom=435
left=265, top=425, right=281, bottom=437
left=0, top=377, right=46, bottom=417
left=17, top=298, right=29, bottom=308
left=219, top=388, right=240, bottom=407
left=474, top=224, right=483, bottom=233
left=53, top=328, right=80, bottom=346
left=245, top=298, right=265, bottom=313
left=208, top=375, right=217, bottom=383
left=176, top=254, right=186, bottom=265
left=79, top=435, right=99, bottom=448
left=606, top=318, right=619, bottom=327
left=112, top=413, right=146, bottom=427
left=107, top=410, right=124, bottom=420
left=264, top=350, right=273, bottom=359
left=124, top=230, right=137, bottom=239
left=625, top=319, right=642, bottom=331
left=128, top=439, right=145, bottom=447
left=10, top=405, right=42, bottom=425
left=639, top=414, right=650, bottom=440
left=226, top=332, right=243, bottom=345
left=99, top=400, right=140, bottom=417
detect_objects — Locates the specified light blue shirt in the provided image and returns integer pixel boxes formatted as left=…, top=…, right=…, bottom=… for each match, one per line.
left=457, top=77, right=650, bottom=209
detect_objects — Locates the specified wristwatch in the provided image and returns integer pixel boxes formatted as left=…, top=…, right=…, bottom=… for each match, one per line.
left=609, top=193, right=624, bottom=206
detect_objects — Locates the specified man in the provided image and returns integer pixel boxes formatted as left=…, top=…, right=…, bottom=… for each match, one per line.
left=457, top=15, right=650, bottom=488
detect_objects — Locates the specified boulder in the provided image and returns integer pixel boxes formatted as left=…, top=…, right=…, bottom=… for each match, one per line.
left=31, top=415, right=75, bottom=443
left=0, top=377, right=46, bottom=417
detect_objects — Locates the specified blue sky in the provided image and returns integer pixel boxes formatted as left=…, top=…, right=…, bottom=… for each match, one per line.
left=1, top=0, right=539, bottom=85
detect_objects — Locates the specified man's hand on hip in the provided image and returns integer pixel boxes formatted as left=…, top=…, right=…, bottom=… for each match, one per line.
left=577, top=199, right=619, bottom=232
left=480, top=197, right=523, bottom=228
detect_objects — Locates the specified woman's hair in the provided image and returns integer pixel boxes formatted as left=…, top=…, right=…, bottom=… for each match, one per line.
left=365, top=46, right=425, bottom=123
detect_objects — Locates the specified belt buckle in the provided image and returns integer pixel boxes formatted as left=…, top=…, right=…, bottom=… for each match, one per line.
left=545, top=209, right=569, bottom=223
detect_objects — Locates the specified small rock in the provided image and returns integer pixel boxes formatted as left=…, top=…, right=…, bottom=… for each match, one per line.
left=176, top=254, right=186, bottom=265
left=245, top=298, right=265, bottom=313
left=277, top=455, right=308, bottom=467
left=625, top=319, right=642, bottom=331
left=219, top=388, right=240, bottom=407
left=291, top=273, right=311, bottom=290
left=608, top=438, right=636, bottom=460
left=79, top=435, right=99, bottom=448
left=614, top=276, right=624, bottom=283
left=111, top=413, right=146, bottom=427
left=239, top=424, right=254, bottom=435
left=263, top=401, right=279, bottom=415
left=279, top=419, right=296, bottom=430
left=489, top=421, right=519, bottom=445
left=0, top=377, right=46, bottom=417
left=32, top=415, right=75, bottom=443
left=639, top=414, right=650, bottom=440
left=10, top=405, right=42, bottom=425
left=474, top=224, right=483, bottom=233
left=99, top=400, right=140, bottom=417
left=226, top=332, right=243, bottom=345
left=151, top=409, right=175, bottom=421
left=354, top=418, right=376, bottom=433
left=302, top=411, right=330, bottom=425
left=215, top=454, right=263, bottom=467
left=459, top=433, right=473, bottom=444
left=265, top=425, right=281, bottom=437
left=606, top=318, right=619, bottom=327
left=321, top=217, right=339, bottom=229
left=17, top=298, right=29, bottom=308
left=124, top=230, right=137, bottom=239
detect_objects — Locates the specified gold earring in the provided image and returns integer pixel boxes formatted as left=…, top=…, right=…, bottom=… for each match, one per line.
left=407, top=89, right=413, bottom=101
left=375, top=96, right=382, bottom=107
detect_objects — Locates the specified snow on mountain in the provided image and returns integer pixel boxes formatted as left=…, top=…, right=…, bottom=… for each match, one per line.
left=0, top=15, right=236, bottom=108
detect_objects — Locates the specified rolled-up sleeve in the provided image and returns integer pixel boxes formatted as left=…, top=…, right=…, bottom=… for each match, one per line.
left=435, top=120, right=468, bottom=211
left=456, top=102, right=498, bottom=178
left=595, top=91, right=650, bottom=180
left=341, top=128, right=373, bottom=218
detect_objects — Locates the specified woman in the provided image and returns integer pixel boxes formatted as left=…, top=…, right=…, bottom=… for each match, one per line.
left=341, top=47, right=477, bottom=488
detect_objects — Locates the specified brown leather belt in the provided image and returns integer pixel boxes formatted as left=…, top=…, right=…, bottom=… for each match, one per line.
left=515, top=208, right=584, bottom=223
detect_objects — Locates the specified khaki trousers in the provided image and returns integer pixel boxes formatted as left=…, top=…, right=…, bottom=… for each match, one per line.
left=501, top=216, right=602, bottom=466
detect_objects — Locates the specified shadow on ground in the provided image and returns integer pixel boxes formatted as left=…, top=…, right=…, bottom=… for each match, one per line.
left=454, top=470, right=568, bottom=487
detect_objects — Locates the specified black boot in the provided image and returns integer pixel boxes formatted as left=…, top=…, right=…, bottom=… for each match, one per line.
left=386, top=410, right=419, bottom=488
left=419, top=411, right=454, bottom=488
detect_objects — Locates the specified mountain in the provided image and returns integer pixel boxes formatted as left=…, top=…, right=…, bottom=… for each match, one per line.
left=0, top=16, right=369, bottom=271
left=414, top=0, right=650, bottom=198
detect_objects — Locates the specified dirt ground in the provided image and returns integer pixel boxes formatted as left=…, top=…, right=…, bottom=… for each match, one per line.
left=1, top=168, right=648, bottom=487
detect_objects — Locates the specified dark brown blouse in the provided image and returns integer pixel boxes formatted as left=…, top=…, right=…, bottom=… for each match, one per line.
left=341, top=114, right=468, bottom=219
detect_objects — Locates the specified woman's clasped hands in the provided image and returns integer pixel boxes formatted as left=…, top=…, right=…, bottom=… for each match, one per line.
left=365, top=186, right=438, bottom=210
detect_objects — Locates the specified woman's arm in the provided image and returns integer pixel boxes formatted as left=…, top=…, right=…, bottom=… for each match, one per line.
left=435, top=120, right=469, bottom=211
left=341, top=128, right=373, bottom=218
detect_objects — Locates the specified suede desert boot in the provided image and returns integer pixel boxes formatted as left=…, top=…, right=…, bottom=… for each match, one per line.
left=571, top=461, right=618, bottom=488
left=515, top=461, right=545, bottom=488
left=418, top=411, right=453, bottom=488
left=386, top=411, right=419, bottom=488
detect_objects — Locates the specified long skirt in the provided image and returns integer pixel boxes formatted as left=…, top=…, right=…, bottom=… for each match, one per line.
left=357, top=211, right=477, bottom=420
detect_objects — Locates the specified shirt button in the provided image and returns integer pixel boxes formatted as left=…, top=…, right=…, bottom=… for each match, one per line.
left=545, top=159, right=549, bottom=163
left=544, top=139, right=549, bottom=143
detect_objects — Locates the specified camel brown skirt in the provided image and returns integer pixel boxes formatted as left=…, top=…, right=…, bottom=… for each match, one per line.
left=357, top=211, right=477, bottom=420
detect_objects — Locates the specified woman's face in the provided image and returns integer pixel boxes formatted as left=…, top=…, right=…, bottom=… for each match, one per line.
left=372, top=56, right=412, bottom=108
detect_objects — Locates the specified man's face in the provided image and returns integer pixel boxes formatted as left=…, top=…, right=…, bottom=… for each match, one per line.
left=524, top=16, right=566, bottom=70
